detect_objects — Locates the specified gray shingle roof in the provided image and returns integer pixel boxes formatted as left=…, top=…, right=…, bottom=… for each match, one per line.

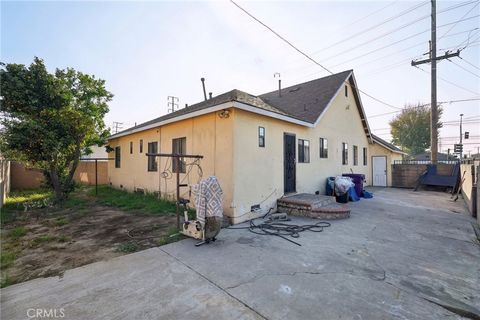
left=259, top=70, right=352, bottom=123
left=110, top=70, right=356, bottom=138
left=110, top=89, right=290, bottom=138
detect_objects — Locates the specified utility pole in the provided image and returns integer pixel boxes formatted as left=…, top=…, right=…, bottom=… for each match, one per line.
left=112, top=121, right=123, bottom=134
left=411, top=0, right=460, bottom=164
left=459, top=113, right=464, bottom=159
left=167, top=96, right=179, bottom=113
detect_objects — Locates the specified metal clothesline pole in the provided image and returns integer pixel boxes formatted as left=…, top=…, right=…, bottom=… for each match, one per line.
left=146, top=153, right=204, bottom=229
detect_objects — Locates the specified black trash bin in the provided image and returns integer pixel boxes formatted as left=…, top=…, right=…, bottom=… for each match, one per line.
left=335, top=192, right=349, bottom=203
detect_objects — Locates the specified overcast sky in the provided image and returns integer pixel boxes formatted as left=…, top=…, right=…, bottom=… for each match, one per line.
left=2, top=0, right=479, bottom=154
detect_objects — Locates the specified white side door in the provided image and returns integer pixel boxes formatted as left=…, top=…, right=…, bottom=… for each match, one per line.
left=372, top=156, right=387, bottom=187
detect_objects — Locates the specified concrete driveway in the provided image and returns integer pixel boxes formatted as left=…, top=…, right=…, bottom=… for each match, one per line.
left=2, top=188, right=479, bottom=320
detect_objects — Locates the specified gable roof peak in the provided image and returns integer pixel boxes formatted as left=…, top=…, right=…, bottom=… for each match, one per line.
left=259, top=70, right=353, bottom=123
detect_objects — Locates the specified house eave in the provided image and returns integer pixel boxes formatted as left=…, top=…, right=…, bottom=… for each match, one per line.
left=312, top=71, right=373, bottom=143
left=373, top=139, right=408, bottom=155
left=108, top=100, right=313, bottom=140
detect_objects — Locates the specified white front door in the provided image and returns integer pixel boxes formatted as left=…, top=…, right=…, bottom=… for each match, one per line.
left=372, top=156, right=387, bottom=187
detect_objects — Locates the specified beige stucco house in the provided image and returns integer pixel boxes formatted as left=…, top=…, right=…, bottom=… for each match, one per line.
left=107, top=70, right=404, bottom=224
left=370, top=134, right=406, bottom=187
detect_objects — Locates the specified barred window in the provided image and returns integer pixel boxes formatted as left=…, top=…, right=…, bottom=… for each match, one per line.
left=353, top=145, right=358, bottom=166
left=147, top=142, right=158, bottom=172
left=172, top=137, right=186, bottom=173
left=259, top=127, right=265, bottom=147
left=115, top=146, right=121, bottom=168
left=342, top=143, right=348, bottom=165
left=298, top=139, right=310, bottom=163
left=319, top=138, right=328, bottom=158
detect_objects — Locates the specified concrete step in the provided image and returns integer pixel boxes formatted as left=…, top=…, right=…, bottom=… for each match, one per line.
left=277, top=193, right=349, bottom=220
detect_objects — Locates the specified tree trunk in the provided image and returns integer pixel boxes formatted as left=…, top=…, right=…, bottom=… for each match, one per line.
left=49, top=166, right=64, bottom=202
left=63, top=143, right=81, bottom=192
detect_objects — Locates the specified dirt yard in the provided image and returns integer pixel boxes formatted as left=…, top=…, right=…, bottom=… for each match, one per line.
left=0, top=187, right=181, bottom=287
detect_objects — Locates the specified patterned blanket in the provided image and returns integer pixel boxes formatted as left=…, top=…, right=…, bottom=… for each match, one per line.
left=192, top=176, right=223, bottom=224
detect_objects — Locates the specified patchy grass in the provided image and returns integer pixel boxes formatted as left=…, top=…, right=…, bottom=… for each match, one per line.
left=1, top=274, right=13, bottom=288
left=0, top=185, right=182, bottom=288
left=116, top=241, right=140, bottom=253
left=54, top=217, right=69, bottom=226
left=157, top=227, right=182, bottom=246
left=1, top=189, right=53, bottom=224
left=91, top=185, right=177, bottom=215
left=9, top=227, right=27, bottom=239
left=1, top=251, right=15, bottom=269
left=31, top=234, right=57, bottom=246
left=57, top=235, right=70, bottom=243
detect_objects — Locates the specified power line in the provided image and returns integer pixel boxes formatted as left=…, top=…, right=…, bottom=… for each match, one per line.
left=459, top=56, right=480, bottom=71
left=230, top=0, right=403, bottom=111
left=456, top=28, right=480, bottom=49
left=414, top=66, right=480, bottom=95
left=340, top=1, right=399, bottom=30
left=368, top=98, right=480, bottom=118
left=330, top=14, right=479, bottom=70
left=303, top=0, right=476, bottom=64
left=439, top=1, right=480, bottom=39
left=448, top=59, right=480, bottom=78
left=320, top=14, right=432, bottom=64
left=354, top=28, right=478, bottom=71
left=310, top=1, right=430, bottom=54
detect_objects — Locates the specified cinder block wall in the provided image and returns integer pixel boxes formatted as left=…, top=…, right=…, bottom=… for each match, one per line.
left=460, top=162, right=478, bottom=219
left=11, top=161, right=108, bottom=190
left=10, top=161, right=45, bottom=190
left=391, top=164, right=455, bottom=188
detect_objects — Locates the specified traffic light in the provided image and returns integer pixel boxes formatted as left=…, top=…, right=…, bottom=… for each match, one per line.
left=464, top=132, right=469, bottom=139
left=454, top=144, right=463, bottom=153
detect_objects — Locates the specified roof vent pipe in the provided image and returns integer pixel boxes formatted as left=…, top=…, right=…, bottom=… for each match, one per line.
left=274, top=72, right=281, bottom=97
left=201, top=78, right=207, bottom=101
left=209, top=92, right=212, bottom=99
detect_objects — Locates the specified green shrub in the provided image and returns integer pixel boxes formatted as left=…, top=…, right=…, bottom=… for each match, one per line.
left=32, top=234, right=57, bottom=245
left=9, top=227, right=27, bottom=239
left=0, top=251, right=15, bottom=269
left=54, top=218, right=69, bottom=226
left=116, top=241, right=140, bottom=253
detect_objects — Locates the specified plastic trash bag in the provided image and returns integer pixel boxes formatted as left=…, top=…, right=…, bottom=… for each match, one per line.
left=334, top=176, right=354, bottom=194
left=362, top=190, right=373, bottom=198
left=348, top=186, right=360, bottom=201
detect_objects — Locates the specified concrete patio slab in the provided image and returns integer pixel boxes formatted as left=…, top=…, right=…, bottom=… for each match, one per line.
left=2, top=188, right=479, bottom=320
left=1, top=249, right=262, bottom=320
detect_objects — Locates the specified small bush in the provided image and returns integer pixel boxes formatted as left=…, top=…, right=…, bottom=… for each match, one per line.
left=57, top=235, right=70, bottom=243
left=54, top=218, right=69, bottom=226
left=32, top=234, right=57, bottom=246
left=0, top=251, right=15, bottom=269
left=116, top=241, right=140, bottom=253
left=9, top=227, right=28, bottom=239
left=0, top=274, right=14, bottom=288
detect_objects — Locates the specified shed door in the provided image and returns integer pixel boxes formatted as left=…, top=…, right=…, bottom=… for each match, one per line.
left=372, top=156, right=387, bottom=187
left=283, top=133, right=296, bottom=193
